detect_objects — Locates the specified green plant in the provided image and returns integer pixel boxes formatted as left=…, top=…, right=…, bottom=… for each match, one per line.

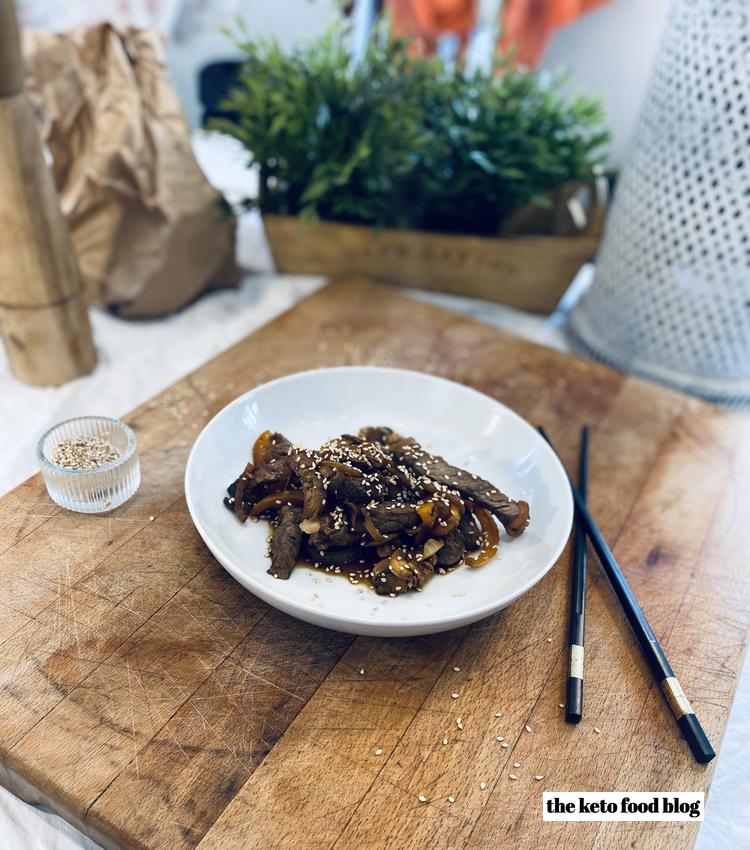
left=213, top=22, right=610, bottom=235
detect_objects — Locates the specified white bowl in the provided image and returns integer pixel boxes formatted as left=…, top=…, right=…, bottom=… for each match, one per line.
left=185, top=367, right=573, bottom=637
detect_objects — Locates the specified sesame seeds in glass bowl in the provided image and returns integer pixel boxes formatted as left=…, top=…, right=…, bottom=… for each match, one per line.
left=37, top=416, right=140, bottom=513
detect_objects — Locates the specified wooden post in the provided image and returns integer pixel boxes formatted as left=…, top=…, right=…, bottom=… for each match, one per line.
left=0, top=0, right=96, bottom=385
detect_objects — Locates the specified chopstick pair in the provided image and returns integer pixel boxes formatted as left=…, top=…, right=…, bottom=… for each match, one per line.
left=539, top=426, right=715, bottom=765
left=565, top=426, right=588, bottom=725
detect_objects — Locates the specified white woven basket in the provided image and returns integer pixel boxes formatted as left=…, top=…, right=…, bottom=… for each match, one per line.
left=567, top=0, right=750, bottom=406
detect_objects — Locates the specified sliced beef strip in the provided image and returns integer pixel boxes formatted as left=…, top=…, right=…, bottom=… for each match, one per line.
left=358, top=426, right=396, bottom=446
left=436, top=529, right=466, bottom=567
left=226, top=456, right=294, bottom=518
left=308, top=513, right=361, bottom=549
left=458, top=511, right=481, bottom=551
left=388, top=437, right=529, bottom=537
left=321, top=434, right=392, bottom=472
left=339, top=435, right=392, bottom=470
left=269, top=505, right=303, bottom=579
left=289, top=449, right=325, bottom=521
left=368, top=500, right=420, bottom=535
left=227, top=436, right=294, bottom=510
left=372, top=554, right=434, bottom=596
left=253, top=456, right=294, bottom=488
left=266, top=432, right=293, bottom=460
left=326, top=469, right=370, bottom=504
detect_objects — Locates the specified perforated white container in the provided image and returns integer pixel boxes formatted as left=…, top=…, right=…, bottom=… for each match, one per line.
left=567, top=0, right=750, bottom=406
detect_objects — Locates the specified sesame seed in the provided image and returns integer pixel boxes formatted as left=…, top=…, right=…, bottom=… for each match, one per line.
left=50, top=435, right=120, bottom=470
left=546, top=637, right=552, bottom=643
left=479, top=782, right=487, bottom=790
left=456, top=717, right=463, bottom=730
left=513, top=762, right=521, bottom=768
left=534, top=775, right=544, bottom=781
left=501, top=741, right=509, bottom=748
left=525, top=724, right=532, bottom=733
left=495, top=736, right=504, bottom=742
left=453, top=666, right=461, bottom=672
left=509, top=773, right=518, bottom=780
left=360, top=669, right=365, bottom=675
left=447, top=795, right=455, bottom=803
left=494, top=711, right=502, bottom=717
left=375, top=748, right=383, bottom=756
left=558, top=703, right=565, bottom=708
left=418, top=794, right=428, bottom=803
left=451, top=693, right=460, bottom=700
left=594, top=726, right=602, bottom=734
left=442, top=738, right=448, bottom=745
left=148, top=515, right=154, bottom=522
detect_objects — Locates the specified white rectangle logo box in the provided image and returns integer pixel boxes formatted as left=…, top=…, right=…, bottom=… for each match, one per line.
left=543, top=792, right=704, bottom=821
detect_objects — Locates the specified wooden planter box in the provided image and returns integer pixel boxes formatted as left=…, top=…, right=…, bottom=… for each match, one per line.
left=264, top=214, right=601, bottom=314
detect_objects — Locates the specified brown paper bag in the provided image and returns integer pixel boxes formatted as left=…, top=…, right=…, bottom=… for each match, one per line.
left=22, top=24, right=240, bottom=317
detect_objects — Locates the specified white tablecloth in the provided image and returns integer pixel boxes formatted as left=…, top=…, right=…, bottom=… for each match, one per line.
left=0, top=133, right=746, bottom=850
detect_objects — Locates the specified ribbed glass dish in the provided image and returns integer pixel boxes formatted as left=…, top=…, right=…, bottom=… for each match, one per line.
left=37, top=416, right=140, bottom=513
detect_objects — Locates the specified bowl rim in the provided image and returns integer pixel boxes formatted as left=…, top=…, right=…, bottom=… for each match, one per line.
left=185, top=365, right=574, bottom=635
left=37, top=415, right=138, bottom=477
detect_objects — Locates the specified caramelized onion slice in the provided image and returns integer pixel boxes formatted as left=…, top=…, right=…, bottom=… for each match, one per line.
left=249, top=490, right=304, bottom=517
left=421, top=538, right=444, bottom=559
left=232, top=463, right=253, bottom=522
left=465, top=507, right=500, bottom=567
left=361, top=508, right=385, bottom=543
left=252, top=430, right=274, bottom=467
left=417, top=500, right=461, bottom=537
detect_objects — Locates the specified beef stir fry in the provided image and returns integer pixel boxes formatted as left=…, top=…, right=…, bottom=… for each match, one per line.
left=224, top=427, right=530, bottom=596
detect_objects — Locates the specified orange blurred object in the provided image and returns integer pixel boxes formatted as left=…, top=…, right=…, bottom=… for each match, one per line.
left=500, top=0, right=610, bottom=66
left=388, top=0, right=478, bottom=54
left=387, top=0, right=609, bottom=65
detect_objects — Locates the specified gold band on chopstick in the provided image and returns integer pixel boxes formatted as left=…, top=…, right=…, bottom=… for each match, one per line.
left=570, top=644, right=584, bottom=679
left=661, top=676, right=693, bottom=719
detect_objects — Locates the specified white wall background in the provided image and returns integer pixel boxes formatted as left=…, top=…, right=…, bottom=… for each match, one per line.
left=540, top=0, right=672, bottom=166
left=167, top=0, right=338, bottom=127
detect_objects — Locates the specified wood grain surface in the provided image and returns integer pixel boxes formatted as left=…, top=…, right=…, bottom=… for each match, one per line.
left=264, top=214, right=598, bottom=313
left=1, top=279, right=748, bottom=850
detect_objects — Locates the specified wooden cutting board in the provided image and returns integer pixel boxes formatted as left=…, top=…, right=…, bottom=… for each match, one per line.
left=1, top=279, right=749, bottom=850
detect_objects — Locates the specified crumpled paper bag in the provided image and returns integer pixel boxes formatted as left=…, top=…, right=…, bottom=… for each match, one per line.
left=22, top=25, right=240, bottom=317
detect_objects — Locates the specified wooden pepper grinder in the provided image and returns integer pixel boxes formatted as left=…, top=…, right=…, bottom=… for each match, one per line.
left=0, top=0, right=96, bottom=385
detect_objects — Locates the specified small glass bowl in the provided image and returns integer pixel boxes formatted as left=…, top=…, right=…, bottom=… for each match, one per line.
left=37, top=416, right=140, bottom=513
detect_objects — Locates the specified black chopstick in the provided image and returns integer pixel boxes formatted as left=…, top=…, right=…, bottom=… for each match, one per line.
left=539, top=427, right=715, bottom=764
left=565, top=426, right=588, bottom=723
